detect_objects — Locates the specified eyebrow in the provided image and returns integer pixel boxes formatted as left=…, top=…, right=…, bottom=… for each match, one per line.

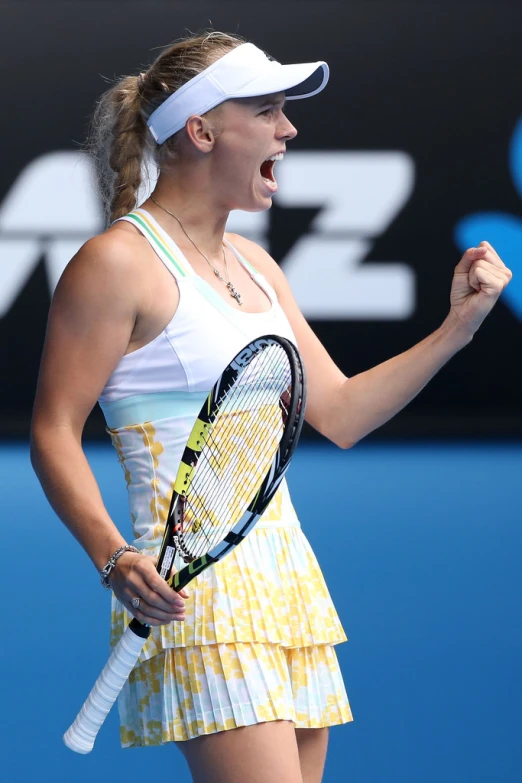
left=259, top=96, right=287, bottom=109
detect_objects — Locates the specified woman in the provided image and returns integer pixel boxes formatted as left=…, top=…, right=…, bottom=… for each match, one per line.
left=30, top=31, right=511, bottom=783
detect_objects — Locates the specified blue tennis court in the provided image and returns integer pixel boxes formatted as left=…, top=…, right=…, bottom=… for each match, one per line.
left=1, top=440, right=520, bottom=782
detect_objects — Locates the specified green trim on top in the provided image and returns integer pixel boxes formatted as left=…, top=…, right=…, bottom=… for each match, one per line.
left=224, top=239, right=259, bottom=275
left=237, top=253, right=259, bottom=275
left=128, top=211, right=188, bottom=277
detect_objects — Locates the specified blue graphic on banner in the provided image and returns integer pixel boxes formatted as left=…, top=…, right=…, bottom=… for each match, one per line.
left=454, top=117, right=522, bottom=320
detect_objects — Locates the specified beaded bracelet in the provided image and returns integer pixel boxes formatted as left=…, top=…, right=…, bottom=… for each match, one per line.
left=100, top=545, right=140, bottom=590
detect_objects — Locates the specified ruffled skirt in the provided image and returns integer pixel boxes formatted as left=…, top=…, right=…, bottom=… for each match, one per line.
left=119, top=642, right=352, bottom=745
left=111, top=511, right=353, bottom=746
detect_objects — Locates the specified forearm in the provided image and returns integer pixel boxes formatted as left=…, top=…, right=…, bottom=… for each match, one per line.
left=333, top=313, right=472, bottom=447
left=30, top=425, right=126, bottom=572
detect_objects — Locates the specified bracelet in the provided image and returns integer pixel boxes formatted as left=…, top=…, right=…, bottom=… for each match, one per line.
left=100, top=545, right=140, bottom=590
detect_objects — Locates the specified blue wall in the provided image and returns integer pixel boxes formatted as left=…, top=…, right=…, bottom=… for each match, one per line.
left=2, top=442, right=521, bottom=782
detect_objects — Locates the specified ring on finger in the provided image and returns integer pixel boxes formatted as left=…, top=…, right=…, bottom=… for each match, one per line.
left=131, top=596, right=140, bottom=609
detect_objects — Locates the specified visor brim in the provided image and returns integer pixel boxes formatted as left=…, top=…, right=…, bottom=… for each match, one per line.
left=232, top=61, right=329, bottom=101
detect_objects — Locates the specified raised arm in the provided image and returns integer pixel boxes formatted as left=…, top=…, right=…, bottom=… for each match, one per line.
left=228, top=236, right=512, bottom=448
left=30, top=232, right=187, bottom=624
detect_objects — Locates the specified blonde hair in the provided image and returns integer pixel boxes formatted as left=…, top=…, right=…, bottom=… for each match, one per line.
left=87, top=31, right=245, bottom=224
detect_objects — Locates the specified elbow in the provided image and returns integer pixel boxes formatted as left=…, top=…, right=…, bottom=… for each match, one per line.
left=326, top=416, right=358, bottom=450
left=324, top=425, right=357, bottom=450
left=29, top=424, right=43, bottom=473
left=333, top=435, right=356, bottom=450
left=316, top=378, right=359, bottom=449
left=315, top=414, right=358, bottom=450
left=29, top=415, right=55, bottom=472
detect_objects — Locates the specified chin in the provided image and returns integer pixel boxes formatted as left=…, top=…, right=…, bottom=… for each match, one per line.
left=229, top=195, right=273, bottom=213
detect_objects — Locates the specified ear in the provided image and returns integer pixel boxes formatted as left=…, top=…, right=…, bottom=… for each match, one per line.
left=185, top=115, right=217, bottom=153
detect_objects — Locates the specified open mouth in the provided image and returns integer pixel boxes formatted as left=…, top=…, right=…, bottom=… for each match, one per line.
left=260, top=159, right=275, bottom=183
left=260, top=152, right=284, bottom=188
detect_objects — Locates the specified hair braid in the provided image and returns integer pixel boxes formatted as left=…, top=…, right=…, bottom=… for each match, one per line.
left=87, top=31, right=245, bottom=225
left=108, top=76, right=146, bottom=222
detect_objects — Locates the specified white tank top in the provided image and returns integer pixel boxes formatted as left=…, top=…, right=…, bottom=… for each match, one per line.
left=97, top=208, right=300, bottom=550
left=99, top=208, right=298, bottom=428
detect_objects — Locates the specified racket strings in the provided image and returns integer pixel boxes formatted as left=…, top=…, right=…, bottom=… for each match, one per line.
left=179, top=347, right=293, bottom=558
left=200, top=346, right=291, bottom=462
left=182, top=376, right=290, bottom=553
left=184, top=405, right=282, bottom=554
left=181, top=429, right=278, bottom=558
left=183, top=435, right=278, bottom=555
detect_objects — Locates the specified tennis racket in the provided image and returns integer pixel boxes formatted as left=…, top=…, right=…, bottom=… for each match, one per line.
left=63, top=334, right=306, bottom=753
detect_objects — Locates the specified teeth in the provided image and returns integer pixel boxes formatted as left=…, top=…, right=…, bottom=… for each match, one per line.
left=265, top=153, right=284, bottom=162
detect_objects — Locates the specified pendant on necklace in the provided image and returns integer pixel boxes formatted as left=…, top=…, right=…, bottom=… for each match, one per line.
left=212, top=267, right=242, bottom=305
left=227, top=282, right=243, bottom=305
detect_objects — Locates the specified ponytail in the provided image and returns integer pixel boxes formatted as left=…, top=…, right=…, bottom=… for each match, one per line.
left=87, top=75, right=147, bottom=225
left=108, top=76, right=147, bottom=222
left=87, top=31, right=244, bottom=226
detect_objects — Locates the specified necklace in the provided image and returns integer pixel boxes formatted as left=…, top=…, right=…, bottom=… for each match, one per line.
left=149, top=195, right=243, bottom=306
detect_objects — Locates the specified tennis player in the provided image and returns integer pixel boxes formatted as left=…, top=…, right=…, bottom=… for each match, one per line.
left=30, top=31, right=511, bottom=783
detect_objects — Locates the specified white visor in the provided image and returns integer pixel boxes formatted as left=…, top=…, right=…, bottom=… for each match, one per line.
left=147, top=42, right=329, bottom=144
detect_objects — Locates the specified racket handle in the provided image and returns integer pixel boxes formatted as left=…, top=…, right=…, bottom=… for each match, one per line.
left=63, top=624, right=147, bottom=754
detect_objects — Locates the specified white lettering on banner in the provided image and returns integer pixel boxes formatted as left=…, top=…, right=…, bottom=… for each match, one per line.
left=275, top=152, right=416, bottom=318
left=0, top=151, right=102, bottom=316
left=282, top=237, right=414, bottom=318
left=0, top=150, right=415, bottom=320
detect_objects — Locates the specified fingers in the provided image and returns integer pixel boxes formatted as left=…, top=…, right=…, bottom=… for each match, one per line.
left=142, top=558, right=187, bottom=605
left=454, top=246, right=487, bottom=274
left=469, top=260, right=511, bottom=297
left=125, top=594, right=187, bottom=627
left=454, top=242, right=513, bottom=302
left=478, top=241, right=513, bottom=276
left=122, top=582, right=187, bottom=626
left=456, top=241, right=513, bottom=281
left=132, top=577, right=186, bottom=614
left=111, top=552, right=189, bottom=626
left=479, top=240, right=504, bottom=267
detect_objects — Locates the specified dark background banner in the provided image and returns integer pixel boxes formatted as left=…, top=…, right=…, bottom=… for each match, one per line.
left=1, top=1, right=521, bottom=438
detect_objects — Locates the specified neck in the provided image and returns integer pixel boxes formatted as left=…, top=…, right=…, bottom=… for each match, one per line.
left=144, top=167, right=229, bottom=261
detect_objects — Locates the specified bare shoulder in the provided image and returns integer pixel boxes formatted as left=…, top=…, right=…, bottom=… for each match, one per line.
left=54, top=222, right=148, bottom=309
left=64, top=222, right=145, bottom=282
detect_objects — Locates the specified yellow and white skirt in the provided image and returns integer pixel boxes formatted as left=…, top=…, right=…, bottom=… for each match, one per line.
left=111, top=502, right=353, bottom=746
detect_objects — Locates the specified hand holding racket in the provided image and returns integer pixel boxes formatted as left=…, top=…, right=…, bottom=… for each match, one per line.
left=108, top=551, right=190, bottom=626
left=63, top=334, right=306, bottom=754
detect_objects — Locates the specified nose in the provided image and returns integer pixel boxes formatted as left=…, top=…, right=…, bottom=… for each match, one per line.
left=277, top=114, right=298, bottom=142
